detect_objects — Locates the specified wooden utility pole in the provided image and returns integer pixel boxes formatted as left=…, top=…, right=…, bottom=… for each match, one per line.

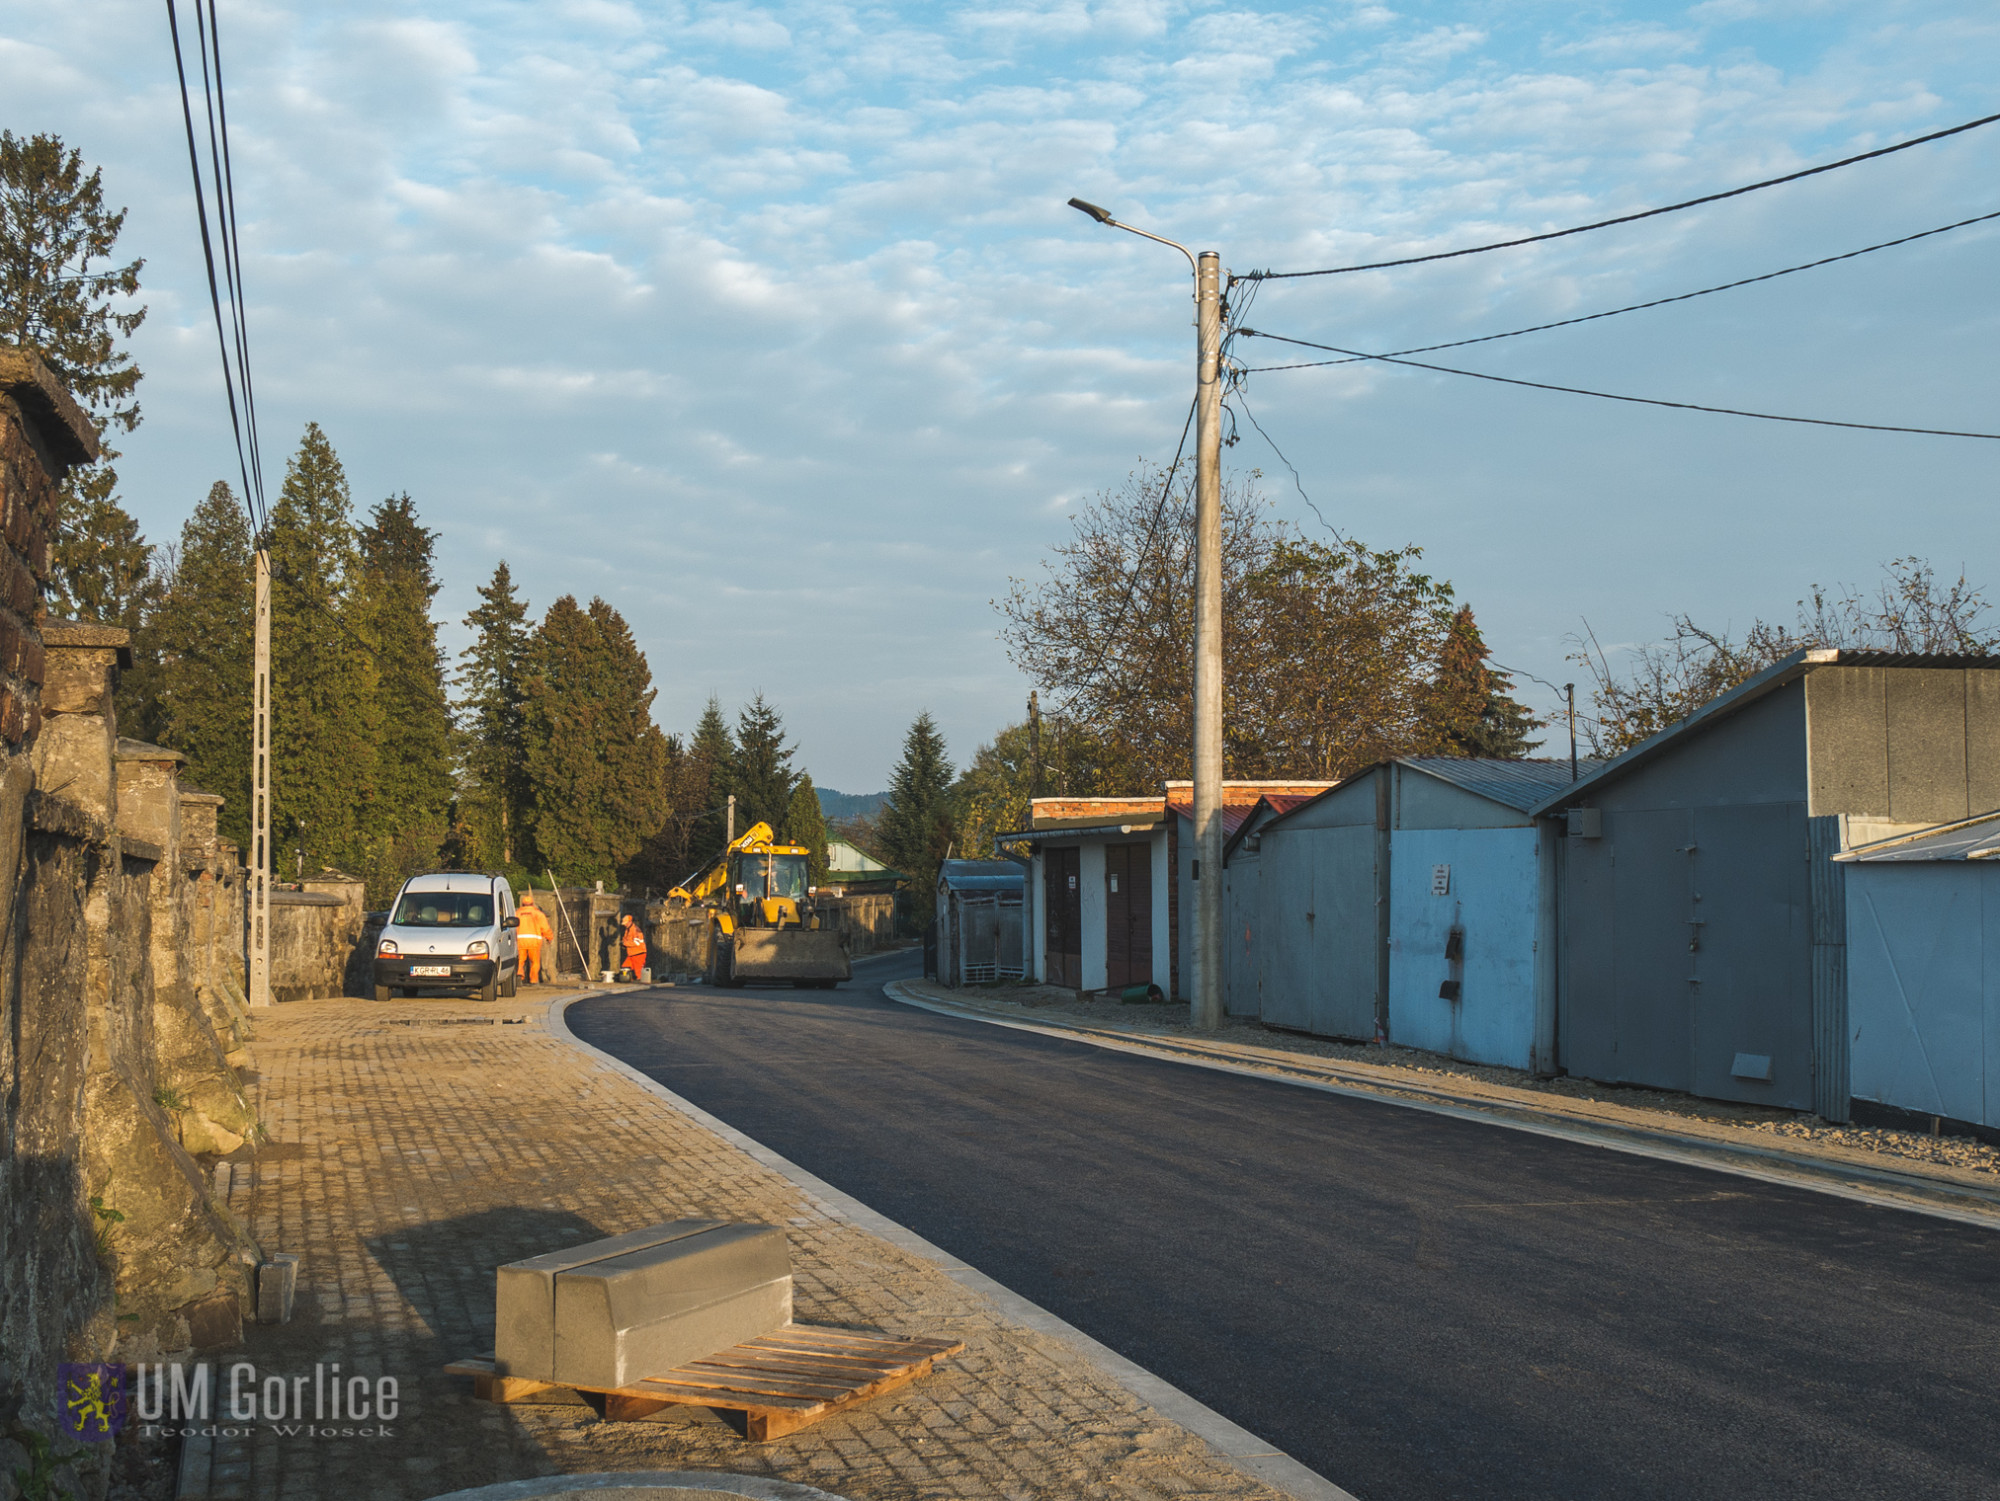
left=249, top=547, right=272, bottom=1008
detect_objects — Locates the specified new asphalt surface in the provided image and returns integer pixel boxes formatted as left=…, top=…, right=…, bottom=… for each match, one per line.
left=567, top=951, right=2000, bottom=1501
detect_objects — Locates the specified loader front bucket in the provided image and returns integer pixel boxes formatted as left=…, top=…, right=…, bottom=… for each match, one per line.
left=729, top=929, right=852, bottom=984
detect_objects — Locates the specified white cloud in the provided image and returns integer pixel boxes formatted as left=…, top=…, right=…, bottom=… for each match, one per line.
left=2, top=0, right=1995, bottom=781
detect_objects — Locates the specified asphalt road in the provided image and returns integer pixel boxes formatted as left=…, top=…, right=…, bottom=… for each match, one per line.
left=568, top=952, right=2000, bottom=1501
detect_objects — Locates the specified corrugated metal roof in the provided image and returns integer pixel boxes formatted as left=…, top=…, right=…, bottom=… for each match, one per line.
left=938, top=859, right=1027, bottom=891
left=1837, top=811, right=2000, bottom=862
left=1400, top=756, right=1597, bottom=811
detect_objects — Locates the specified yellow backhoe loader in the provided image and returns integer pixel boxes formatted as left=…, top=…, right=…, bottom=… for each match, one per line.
left=667, top=822, right=851, bottom=988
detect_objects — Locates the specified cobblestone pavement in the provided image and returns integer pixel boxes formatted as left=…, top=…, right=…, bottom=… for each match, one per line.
left=206, top=984, right=1295, bottom=1501
left=889, top=979, right=2000, bottom=1218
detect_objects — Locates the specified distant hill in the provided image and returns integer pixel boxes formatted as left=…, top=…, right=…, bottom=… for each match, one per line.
left=817, top=787, right=887, bottom=821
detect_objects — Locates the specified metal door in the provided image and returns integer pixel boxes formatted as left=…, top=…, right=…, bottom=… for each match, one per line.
left=1691, top=803, right=1810, bottom=1107
left=1610, top=808, right=1696, bottom=1093
left=1104, top=842, right=1153, bottom=989
left=1045, top=847, right=1080, bottom=987
left=1309, top=826, right=1378, bottom=1039
left=1259, top=830, right=1315, bottom=1029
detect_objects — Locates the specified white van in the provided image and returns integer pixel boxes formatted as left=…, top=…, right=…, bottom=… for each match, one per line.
left=373, top=870, right=520, bottom=1002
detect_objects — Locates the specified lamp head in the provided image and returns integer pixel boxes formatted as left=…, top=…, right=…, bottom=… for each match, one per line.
left=1067, top=197, right=1114, bottom=225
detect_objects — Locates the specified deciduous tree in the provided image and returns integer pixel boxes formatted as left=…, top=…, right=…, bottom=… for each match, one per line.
left=1573, top=557, right=2000, bottom=757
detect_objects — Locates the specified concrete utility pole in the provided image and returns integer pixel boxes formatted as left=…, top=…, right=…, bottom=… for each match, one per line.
left=248, top=548, right=272, bottom=1008
left=1068, top=198, right=1226, bottom=1031
left=727, top=794, right=736, bottom=844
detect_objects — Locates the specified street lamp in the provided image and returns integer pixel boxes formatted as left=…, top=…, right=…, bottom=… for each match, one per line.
left=1068, top=196, right=1226, bottom=1032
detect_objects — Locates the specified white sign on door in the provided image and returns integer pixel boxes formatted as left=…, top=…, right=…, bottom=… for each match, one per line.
left=1431, top=864, right=1451, bottom=896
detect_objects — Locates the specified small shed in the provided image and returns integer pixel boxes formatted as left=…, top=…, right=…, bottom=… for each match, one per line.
left=1838, top=812, right=2000, bottom=1136
left=1001, top=797, right=1169, bottom=993
left=1536, top=648, right=2000, bottom=1118
left=1225, top=759, right=1579, bottom=1064
left=934, top=859, right=1027, bottom=987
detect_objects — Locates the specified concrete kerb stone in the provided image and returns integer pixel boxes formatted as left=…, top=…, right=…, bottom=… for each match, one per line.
left=881, top=981, right=2000, bottom=1235
left=546, top=992, right=1359, bottom=1501
left=425, top=1471, right=853, bottom=1500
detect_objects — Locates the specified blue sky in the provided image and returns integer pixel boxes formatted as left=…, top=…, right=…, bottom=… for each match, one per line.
left=4, top=1, right=1996, bottom=789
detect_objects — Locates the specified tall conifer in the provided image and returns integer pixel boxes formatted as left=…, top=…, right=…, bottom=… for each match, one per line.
left=688, top=696, right=734, bottom=855
left=782, top=772, right=829, bottom=887
left=522, top=596, right=666, bottom=881
left=881, top=712, right=955, bottom=924
left=1426, top=605, right=1543, bottom=759
left=145, top=482, right=253, bottom=846
left=268, top=423, right=380, bottom=874
left=731, top=694, right=796, bottom=834
left=458, top=562, right=532, bottom=868
left=358, top=493, right=453, bottom=880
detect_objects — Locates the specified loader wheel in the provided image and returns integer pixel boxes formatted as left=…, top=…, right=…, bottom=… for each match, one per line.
left=707, top=940, right=733, bottom=989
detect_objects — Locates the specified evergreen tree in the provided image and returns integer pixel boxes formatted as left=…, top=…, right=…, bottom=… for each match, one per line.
left=144, top=482, right=253, bottom=847
left=1426, top=605, right=1543, bottom=758
left=357, top=493, right=453, bottom=885
left=880, top=712, right=955, bottom=925
left=1, top=132, right=149, bottom=607
left=457, top=561, right=533, bottom=868
left=688, top=696, right=735, bottom=856
left=782, top=772, right=829, bottom=887
left=522, top=595, right=667, bottom=882
left=268, top=423, right=380, bottom=875
left=731, top=693, right=796, bottom=834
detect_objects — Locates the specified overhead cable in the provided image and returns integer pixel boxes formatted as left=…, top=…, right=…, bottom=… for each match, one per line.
left=165, top=0, right=266, bottom=532
left=1242, top=108, right=2000, bottom=281
left=1242, top=208, right=2000, bottom=373
left=1236, top=329, right=2000, bottom=441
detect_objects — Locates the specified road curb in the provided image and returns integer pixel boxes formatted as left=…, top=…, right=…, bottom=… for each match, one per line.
left=546, top=991, right=1358, bottom=1501
left=881, top=981, right=2000, bottom=1233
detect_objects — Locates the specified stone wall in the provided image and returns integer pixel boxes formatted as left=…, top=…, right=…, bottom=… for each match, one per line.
left=270, top=872, right=367, bottom=1001
left=819, top=892, right=899, bottom=954
left=0, top=352, right=262, bottom=1501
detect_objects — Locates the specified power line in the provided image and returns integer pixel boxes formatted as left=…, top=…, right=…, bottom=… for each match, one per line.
left=1241, top=208, right=2000, bottom=373
left=1242, top=108, right=2000, bottom=281
left=165, top=0, right=266, bottom=532
left=200, top=0, right=267, bottom=524
left=1236, top=328, right=2000, bottom=440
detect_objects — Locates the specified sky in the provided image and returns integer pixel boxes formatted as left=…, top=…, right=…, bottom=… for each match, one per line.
left=3, top=1, right=1996, bottom=791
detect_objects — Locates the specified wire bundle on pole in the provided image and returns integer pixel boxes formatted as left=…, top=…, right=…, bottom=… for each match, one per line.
left=166, top=0, right=267, bottom=534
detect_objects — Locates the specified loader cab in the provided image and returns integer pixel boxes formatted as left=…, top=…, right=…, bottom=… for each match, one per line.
left=731, top=849, right=813, bottom=929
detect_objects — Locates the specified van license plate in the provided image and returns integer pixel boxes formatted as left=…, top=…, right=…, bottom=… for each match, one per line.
left=410, top=965, right=451, bottom=976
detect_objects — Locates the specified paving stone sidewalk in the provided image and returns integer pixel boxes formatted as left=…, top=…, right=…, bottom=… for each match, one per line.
left=202, top=985, right=1296, bottom=1501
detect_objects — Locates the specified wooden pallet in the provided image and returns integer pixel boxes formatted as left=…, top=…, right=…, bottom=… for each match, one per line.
left=446, top=1325, right=964, bottom=1441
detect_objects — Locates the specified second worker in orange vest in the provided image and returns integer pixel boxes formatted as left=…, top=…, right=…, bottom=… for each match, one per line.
left=516, top=893, right=554, bottom=985
left=618, top=912, right=648, bottom=980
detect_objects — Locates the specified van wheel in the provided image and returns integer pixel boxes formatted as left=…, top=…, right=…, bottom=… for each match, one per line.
left=500, top=965, right=517, bottom=999
left=373, top=984, right=391, bottom=1003
left=478, top=973, right=498, bottom=1004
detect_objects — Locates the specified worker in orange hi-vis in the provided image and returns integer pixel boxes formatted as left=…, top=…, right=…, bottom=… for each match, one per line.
left=618, top=912, right=648, bottom=981
left=516, top=892, right=554, bottom=985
